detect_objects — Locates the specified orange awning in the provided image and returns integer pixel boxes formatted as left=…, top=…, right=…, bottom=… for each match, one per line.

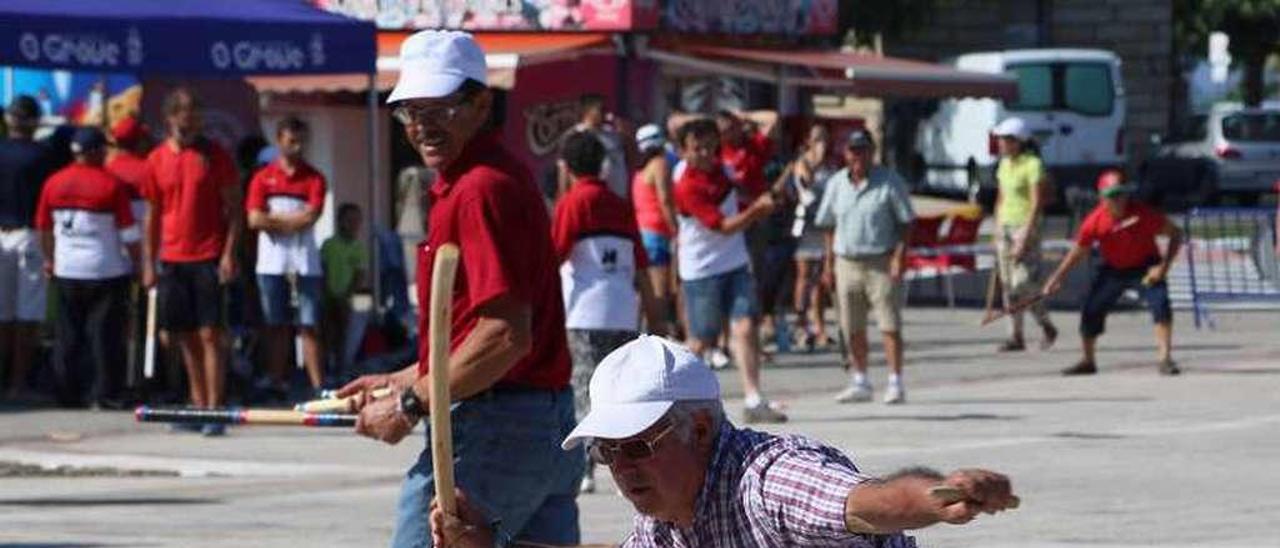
left=647, top=44, right=1018, bottom=100
left=249, top=32, right=611, bottom=94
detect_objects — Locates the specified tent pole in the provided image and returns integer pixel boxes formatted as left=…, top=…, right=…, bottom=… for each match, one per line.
left=368, top=71, right=382, bottom=316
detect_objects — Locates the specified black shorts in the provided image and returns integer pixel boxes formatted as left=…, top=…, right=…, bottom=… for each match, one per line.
left=158, top=260, right=225, bottom=332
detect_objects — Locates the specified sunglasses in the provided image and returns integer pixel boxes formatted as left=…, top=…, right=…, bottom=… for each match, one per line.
left=392, top=94, right=475, bottom=128
left=588, top=420, right=676, bottom=465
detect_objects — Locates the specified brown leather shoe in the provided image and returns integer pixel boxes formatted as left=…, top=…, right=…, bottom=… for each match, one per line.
left=997, top=338, right=1026, bottom=352
left=1158, top=359, right=1181, bottom=376
left=1040, top=323, right=1058, bottom=350
left=1061, top=360, right=1098, bottom=376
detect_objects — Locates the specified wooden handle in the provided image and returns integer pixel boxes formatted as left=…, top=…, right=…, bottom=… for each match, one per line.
left=929, top=485, right=1021, bottom=509
left=143, top=288, right=158, bottom=379
left=428, top=244, right=461, bottom=516
left=294, top=387, right=393, bottom=413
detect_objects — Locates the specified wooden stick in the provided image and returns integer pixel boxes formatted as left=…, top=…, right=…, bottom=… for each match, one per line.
left=294, top=387, right=393, bottom=413
left=979, top=263, right=1002, bottom=326
left=980, top=293, right=1049, bottom=327
left=929, top=485, right=1021, bottom=509
left=143, top=287, right=158, bottom=379
left=428, top=243, right=461, bottom=517
left=134, top=406, right=355, bottom=427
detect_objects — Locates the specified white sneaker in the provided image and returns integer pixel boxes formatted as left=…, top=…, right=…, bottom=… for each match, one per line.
left=883, top=383, right=906, bottom=405
left=835, top=381, right=873, bottom=403
left=706, top=348, right=731, bottom=370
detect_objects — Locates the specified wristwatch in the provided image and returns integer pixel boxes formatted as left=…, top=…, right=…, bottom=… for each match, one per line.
left=397, top=387, right=426, bottom=422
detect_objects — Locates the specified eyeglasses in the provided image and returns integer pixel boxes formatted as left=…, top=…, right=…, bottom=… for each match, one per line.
left=588, top=420, right=676, bottom=465
left=392, top=98, right=470, bottom=128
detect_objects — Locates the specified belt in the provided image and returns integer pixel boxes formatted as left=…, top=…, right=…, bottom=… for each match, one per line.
left=467, top=382, right=560, bottom=402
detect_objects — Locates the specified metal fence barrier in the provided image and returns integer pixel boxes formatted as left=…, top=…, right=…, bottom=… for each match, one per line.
left=1183, top=207, right=1280, bottom=328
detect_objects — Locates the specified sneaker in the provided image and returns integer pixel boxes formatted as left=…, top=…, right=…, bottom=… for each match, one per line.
left=883, top=383, right=906, bottom=405
left=1158, top=359, right=1181, bottom=376
left=743, top=401, right=788, bottom=424
left=997, top=338, right=1026, bottom=352
left=835, top=381, right=873, bottom=403
left=706, top=348, right=731, bottom=370
left=201, top=423, right=227, bottom=437
left=1061, top=360, right=1098, bottom=376
left=1040, top=324, right=1059, bottom=350
left=579, top=474, right=596, bottom=494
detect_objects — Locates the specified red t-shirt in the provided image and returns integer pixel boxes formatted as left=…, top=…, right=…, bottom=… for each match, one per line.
left=721, top=131, right=772, bottom=206
left=551, top=176, right=647, bottom=267
left=417, top=132, right=571, bottom=389
left=674, top=163, right=735, bottom=230
left=245, top=160, right=326, bottom=213
left=142, top=139, right=237, bottom=263
left=1076, top=202, right=1167, bottom=269
left=106, top=151, right=148, bottom=201
left=35, top=163, right=137, bottom=279
left=35, top=164, right=135, bottom=230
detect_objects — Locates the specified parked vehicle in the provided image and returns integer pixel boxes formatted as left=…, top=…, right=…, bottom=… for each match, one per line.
left=914, top=49, right=1127, bottom=206
left=1139, top=103, right=1280, bottom=207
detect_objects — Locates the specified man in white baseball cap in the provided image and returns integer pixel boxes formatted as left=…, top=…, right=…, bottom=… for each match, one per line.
left=340, top=30, right=583, bottom=548
left=430, top=335, right=1021, bottom=547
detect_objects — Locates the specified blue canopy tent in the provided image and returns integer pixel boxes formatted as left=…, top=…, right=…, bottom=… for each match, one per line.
left=0, top=0, right=389, bottom=302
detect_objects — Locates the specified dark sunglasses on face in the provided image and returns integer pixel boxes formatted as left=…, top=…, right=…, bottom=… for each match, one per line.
left=588, top=420, right=676, bottom=465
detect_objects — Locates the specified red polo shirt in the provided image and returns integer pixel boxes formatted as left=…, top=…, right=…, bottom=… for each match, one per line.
left=551, top=176, right=646, bottom=266
left=721, top=131, right=772, bottom=206
left=674, top=163, right=735, bottom=230
left=1076, top=201, right=1167, bottom=269
left=106, top=150, right=148, bottom=200
left=245, top=160, right=326, bottom=213
left=142, top=139, right=237, bottom=263
left=418, top=132, right=570, bottom=389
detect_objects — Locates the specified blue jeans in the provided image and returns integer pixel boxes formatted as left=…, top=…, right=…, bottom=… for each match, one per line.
left=256, top=274, right=322, bottom=327
left=1080, top=262, right=1173, bottom=338
left=681, top=266, right=758, bottom=342
left=391, top=386, right=583, bottom=548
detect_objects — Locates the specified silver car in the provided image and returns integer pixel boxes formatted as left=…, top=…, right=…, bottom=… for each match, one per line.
left=1144, top=104, right=1280, bottom=206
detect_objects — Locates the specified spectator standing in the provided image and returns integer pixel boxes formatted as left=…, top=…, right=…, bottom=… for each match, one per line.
left=0, top=95, right=55, bottom=400
left=321, top=203, right=367, bottom=375
left=790, top=124, right=836, bottom=351
left=552, top=131, right=662, bottom=494
left=561, top=93, right=632, bottom=200
left=814, top=129, right=915, bottom=405
left=35, top=127, right=140, bottom=408
left=106, top=115, right=152, bottom=223
left=140, top=88, right=243, bottom=436
left=338, top=30, right=582, bottom=547
left=715, top=111, right=778, bottom=309
left=246, top=117, right=326, bottom=395
left=672, top=119, right=785, bottom=424
left=1043, top=170, right=1183, bottom=376
left=992, top=118, right=1058, bottom=352
left=630, top=124, right=679, bottom=335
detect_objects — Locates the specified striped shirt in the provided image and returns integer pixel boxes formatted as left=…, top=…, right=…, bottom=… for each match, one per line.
left=623, top=423, right=916, bottom=547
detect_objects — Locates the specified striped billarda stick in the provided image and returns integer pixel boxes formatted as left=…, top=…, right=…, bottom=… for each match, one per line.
left=294, top=387, right=394, bottom=413
left=135, top=406, right=356, bottom=427
left=428, top=243, right=461, bottom=516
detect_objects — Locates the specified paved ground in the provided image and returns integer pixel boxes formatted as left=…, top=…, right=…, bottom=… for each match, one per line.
left=1, top=307, right=1277, bottom=547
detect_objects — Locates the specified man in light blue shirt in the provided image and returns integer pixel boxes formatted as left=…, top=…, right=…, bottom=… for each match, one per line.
left=814, top=129, right=914, bottom=405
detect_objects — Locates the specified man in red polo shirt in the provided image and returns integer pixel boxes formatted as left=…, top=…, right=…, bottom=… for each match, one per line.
left=337, top=30, right=581, bottom=548
left=1043, top=170, right=1183, bottom=376
left=106, top=114, right=151, bottom=224
left=140, top=88, right=243, bottom=436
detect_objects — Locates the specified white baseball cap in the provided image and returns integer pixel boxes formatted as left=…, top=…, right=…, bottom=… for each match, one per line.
left=635, top=124, right=665, bottom=152
left=388, top=30, right=487, bottom=104
left=561, top=335, right=720, bottom=450
left=992, top=117, right=1032, bottom=141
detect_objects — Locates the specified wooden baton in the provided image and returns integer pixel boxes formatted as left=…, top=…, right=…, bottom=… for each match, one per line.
left=134, top=406, right=355, bottom=427
left=294, top=387, right=393, bottom=413
left=428, top=243, right=461, bottom=516
left=143, top=287, right=158, bottom=379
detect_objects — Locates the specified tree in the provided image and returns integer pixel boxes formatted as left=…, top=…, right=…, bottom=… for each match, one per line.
left=1177, top=0, right=1280, bottom=106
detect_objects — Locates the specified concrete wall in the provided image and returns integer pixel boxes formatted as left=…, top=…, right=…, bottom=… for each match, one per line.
left=887, top=0, right=1174, bottom=166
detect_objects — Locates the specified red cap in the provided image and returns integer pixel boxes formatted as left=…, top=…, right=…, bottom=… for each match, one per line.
left=110, top=115, right=148, bottom=147
left=1095, top=169, right=1130, bottom=197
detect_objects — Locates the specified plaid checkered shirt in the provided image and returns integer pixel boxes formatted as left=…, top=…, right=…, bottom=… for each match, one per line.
left=621, top=422, right=918, bottom=547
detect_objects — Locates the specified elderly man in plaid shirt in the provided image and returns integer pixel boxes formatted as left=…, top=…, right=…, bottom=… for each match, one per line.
left=431, top=335, right=1018, bottom=547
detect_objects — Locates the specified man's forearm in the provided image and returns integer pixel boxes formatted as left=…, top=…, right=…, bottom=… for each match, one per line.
left=1158, top=233, right=1183, bottom=273
left=845, top=469, right=945, bottom=533
left=1050, top=246, right=1088, bottom=282
left=410, top=312, right=531, bottom=407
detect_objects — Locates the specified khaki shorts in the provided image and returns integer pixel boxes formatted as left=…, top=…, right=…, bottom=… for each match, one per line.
left=835, top=254, right=902, bottom=334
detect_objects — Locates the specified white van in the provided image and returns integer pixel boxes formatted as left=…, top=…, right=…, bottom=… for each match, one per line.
left=914, top=49, right=1127, bottom=201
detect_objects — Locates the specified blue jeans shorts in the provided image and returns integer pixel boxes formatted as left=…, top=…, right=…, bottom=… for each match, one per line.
left=681, top=266, right=758, bottom=342
left=1080, top=262, right=1173, bottom=338
left=256, top=274, right=321, bottom=327
left=640, top=230, right=672, bottom=267
left=390, top=386, right=583, bottom=548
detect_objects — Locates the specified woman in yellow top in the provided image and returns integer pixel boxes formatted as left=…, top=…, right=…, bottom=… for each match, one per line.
left=992, top=118, right=1057, bottom=352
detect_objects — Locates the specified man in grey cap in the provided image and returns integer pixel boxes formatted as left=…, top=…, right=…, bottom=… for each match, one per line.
left=429, top=335, right=1020, bottom=547
left=814, top=129, right=915, bottom=405
left=0, top=95, right=55, bottom=400
left=337, top=30, right=582, bottom=548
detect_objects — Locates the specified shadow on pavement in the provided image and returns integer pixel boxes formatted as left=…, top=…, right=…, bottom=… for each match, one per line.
left=0, top=497, right=218, bottom=507
left=801, top=413, right=1021, bottom=423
